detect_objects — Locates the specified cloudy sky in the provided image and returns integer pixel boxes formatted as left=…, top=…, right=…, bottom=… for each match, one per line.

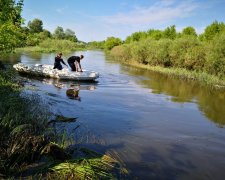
left=22, top=0, right=225, bottom=42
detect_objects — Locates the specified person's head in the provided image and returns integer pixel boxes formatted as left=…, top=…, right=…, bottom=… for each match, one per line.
left=80, top=55, right=84, bottom=59
left=57, top=52, right=62, bottom=57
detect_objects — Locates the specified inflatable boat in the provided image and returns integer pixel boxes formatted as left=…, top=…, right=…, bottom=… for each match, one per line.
left=13, top=63, right=99, bottom=81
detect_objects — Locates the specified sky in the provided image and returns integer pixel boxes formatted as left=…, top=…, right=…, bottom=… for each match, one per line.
left=21, top=0, right=225, bottom=42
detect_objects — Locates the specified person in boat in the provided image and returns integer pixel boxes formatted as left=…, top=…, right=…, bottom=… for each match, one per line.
left=67, top=55, right=84, bottom=72
left=53, top=52, right=67, bottom=70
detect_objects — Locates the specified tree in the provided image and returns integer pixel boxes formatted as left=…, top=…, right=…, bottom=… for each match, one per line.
left=0, top=0, right=25, bottom=52
left=163, top=25, right=177, bottom=39
left=104, top=37, right=122, bottom=50
left=147, top=29, right=163, bottom=40
left=182, top=26, right=197, bottom=37
left=28, top=18, right=43, bottom=33
left=38, top=29, right=51, bottom=40
left=125, top=31, right=147, bottom=43
left=53, top=26, right=65, bottom=39
left=0, top=0, right=23, bottom=25
left=65, top=29, right=78, bottom=42
left=203, top=21, right=225, bottom=41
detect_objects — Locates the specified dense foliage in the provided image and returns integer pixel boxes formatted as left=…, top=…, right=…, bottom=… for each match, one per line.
left=104, top=36, right=122, bottom=50
left=27, top=18, right=43, bottom=33
left=24, top=21, right=79, bottom=46
left=0, top=0, right=25, bottom=52
left=110, top=21, right=225, bottom=79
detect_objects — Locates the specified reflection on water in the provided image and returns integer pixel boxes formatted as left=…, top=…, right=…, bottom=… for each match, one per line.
left=121, top=66, right=225, bottom=126
left=41, top=77, right=97, bottom=91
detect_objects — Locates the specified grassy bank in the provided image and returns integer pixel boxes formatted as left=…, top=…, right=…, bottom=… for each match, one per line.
left=16, top=39, right=86, bottom=53
left=110, top=34, right=225, bottom=87
left=0, top=66, right=126, bottom=179
left=119, top=60, right=225, bottom=87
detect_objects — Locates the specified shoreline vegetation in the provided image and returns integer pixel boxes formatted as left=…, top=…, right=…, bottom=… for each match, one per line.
left=108, top=23, right=225, bottom=88
left=111, top=59, right=225, bottom=88
left=0, top=67, right=127, bottom=179
left=15, top=39, right=86, bottom=53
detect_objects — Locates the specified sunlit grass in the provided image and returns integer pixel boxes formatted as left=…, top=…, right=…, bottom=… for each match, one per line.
left=49, top=149, right=128, bottom=180
left=16, top=39, right=86, bottom=53
left=122, top=60, right=225, bottom=87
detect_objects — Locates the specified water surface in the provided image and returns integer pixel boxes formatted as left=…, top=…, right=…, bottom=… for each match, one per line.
left=1, top=50, right=225, bottom=179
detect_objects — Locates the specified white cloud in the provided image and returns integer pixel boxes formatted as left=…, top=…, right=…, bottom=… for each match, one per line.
left=99, top=0, right=199, bottom=26
left=41, top=0, right=201, bottom=42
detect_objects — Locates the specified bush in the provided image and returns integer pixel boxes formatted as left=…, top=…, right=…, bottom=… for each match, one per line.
left=168, top=37, right=200, bottom=68
left=104, top=37, right=122, bottom=50
left=146, top=39, right=172, bottom=67
left=26, top=33, right=40, bottom=46
left=129, top=41, right=150, bottom=64
left=205, top=33, right=225, bottom=77
left=183, top=44, right=206, bottom=71
left=39, top=39, right=77, bottom=51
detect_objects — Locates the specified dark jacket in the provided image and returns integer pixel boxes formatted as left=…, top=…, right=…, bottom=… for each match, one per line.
left=67, top=56, right=81, bottom=63
left=53, top=56, right=66, bottom=70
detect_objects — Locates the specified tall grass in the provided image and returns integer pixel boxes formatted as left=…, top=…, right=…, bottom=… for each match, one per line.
left=0, top=67, right=52, bottom=176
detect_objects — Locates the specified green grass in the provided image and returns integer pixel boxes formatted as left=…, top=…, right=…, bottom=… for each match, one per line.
left=16, top=39, right=87, bottom=53
left=122, top=60, right=225, bottom=88
left=50, top=155, right=124, bottom=179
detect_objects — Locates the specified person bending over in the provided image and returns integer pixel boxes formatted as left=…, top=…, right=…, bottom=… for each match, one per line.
left=67, top=55, right=84, bottom=72
left=53, top=53, right=67, bottom=70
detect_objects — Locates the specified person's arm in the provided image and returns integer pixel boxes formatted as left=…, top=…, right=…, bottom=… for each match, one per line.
left=78, top=61, right=82, bottom=72
left=61, top=59, right=68, bottom=66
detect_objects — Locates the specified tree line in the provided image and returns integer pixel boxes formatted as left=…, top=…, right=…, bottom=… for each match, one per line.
left=109, top=22, right=225, bottom=78
left=88, top=21, right=225, bottom=51
left=23, top=18, right=78, bottom=46
left=0, top=0, right=79, bottom=53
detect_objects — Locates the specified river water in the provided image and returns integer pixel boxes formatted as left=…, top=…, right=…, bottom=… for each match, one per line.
left=1, top=50, right=225, bottom=179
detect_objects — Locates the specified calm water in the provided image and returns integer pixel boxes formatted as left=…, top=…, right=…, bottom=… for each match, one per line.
left=1, top=50, right=225, bottom=179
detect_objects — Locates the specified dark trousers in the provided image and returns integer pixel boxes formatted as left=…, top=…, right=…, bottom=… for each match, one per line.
left=68, top=62, right=76, bottom=71
left=53, top=63, right=62, bottom=70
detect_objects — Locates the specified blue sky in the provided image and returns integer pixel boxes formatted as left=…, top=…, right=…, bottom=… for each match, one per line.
left=22, top=0, right=225, bottom=42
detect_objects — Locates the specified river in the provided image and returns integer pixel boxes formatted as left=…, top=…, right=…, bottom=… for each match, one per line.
left=1, top=50, right=225, bottom=179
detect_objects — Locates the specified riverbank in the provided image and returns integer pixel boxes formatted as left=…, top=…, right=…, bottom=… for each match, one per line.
left=110, top=33, right=225, bottom=88
left=0, top=65, right=126, bottom=179
left=114, top=59, right=225, bottom=88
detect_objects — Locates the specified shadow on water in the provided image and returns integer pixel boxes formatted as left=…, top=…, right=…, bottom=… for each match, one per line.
left=120, top=65, right=225, bottom=126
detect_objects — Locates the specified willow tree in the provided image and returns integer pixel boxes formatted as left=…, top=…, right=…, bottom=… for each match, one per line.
left=0, top=0, right=25, bottom=52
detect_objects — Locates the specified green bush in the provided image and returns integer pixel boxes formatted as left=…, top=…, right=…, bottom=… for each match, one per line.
left=25, top=33, right=40, bottom=46
left=104, top=37, right=122, bottom=50
left=39, top=39, right=77, bottom=51
left=168, top=37, right=200, bottom=68
left=0, top=23, right=25, bottom=52
left=205, top=33, right=225, bottom=77
left=146, top=39, right=172, bottom=66
left=129, top=41, right=150, bottom=64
